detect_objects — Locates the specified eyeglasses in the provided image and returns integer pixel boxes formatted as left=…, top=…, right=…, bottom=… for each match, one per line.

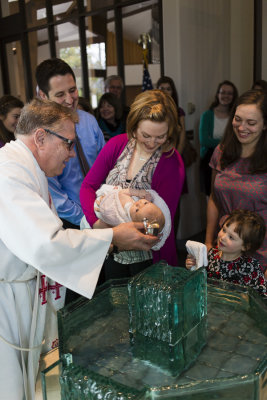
left=44, top=128, right=76, bottom=151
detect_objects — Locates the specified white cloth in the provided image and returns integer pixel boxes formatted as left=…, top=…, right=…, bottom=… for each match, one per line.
left=91, top=185, right=171, bottom=251
left=148, top=189, right=171, bottom=251
left=0, top=140, right=112, bottom=400
left=213, top=115, right=228, bottom=140
left=186, top=240, right=208, bottom=270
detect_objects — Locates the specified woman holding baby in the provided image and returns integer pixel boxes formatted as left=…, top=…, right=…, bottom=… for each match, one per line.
left=80, top=89, right=185, bottom=279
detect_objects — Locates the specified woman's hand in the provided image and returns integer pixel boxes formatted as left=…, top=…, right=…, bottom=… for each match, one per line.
left=93, top=219, right=112, bottom=229
left=127, top=188, right=152, bottom=201
left=94, top=195, right=105, bottom=212
left=185, top=254, right=196, bottom=270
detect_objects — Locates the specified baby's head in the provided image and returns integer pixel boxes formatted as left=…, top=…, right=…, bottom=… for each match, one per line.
left=222, top=209, right=265, bottom=255
left=129, top=199, right=165, bottom=231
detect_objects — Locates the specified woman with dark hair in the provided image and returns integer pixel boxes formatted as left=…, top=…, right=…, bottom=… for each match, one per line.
left=205, top=89, right=267, bottom=274
left=77, top=96, right=94, bottom=115
left=156, top=76, right=186, bottom=154
left=96, top=92, right=126, bottom=142
left=251, top=79, right=267, bottom=92
left=199, top=80, right=238, bottom=195
left=156, top=76, right=197, bottom=240
left=0, top=95, right=24, bottom=147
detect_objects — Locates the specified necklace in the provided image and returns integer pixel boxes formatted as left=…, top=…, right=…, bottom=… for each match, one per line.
left=139, top=156, right=147, bottom=161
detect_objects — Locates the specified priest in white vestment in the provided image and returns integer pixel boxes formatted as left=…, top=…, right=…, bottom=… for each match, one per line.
left=0, top=99, right=157, bottom=400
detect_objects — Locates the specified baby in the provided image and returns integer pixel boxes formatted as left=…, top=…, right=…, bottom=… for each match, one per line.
left=186, top=209, right=267, bottom=297
left=93, top=184, right=171, bottom=250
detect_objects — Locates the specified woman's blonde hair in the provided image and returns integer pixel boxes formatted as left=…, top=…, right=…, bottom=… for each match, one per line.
left=127, top=90, right=180, bottom=153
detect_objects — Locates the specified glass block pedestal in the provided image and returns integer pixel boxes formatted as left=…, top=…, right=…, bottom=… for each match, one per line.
left=128, top=263, right=207, bottom=376
left=52, top=272, right=267, bottom=400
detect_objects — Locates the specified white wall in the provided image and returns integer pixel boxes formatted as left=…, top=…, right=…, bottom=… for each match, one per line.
left=107, top=64, right=161, bottom=86
left=162, top=0, right=254, bottom=239
left=230, top=0, right=254, bottom=92
left=163, top=0, right=253, bottom=130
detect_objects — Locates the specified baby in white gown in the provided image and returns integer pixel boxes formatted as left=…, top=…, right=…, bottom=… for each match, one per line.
left=81, top=184, right=171, bottom=250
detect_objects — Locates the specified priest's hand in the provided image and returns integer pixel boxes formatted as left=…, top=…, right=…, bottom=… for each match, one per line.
left=112, top=222, right=158, bottom=251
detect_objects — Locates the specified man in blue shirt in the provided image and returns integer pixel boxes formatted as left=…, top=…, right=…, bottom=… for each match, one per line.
left=36, top=58, right=105, bottom=228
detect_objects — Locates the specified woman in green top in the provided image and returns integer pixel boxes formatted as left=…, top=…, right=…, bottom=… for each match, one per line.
left=199, top=80, right=238, bottom=195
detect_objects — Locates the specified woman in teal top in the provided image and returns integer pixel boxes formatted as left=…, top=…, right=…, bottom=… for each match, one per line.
left=199, top=80, right=238, bottom=195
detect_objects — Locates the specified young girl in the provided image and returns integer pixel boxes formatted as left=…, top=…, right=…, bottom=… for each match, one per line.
left=186, top=209, right=267, bottom=297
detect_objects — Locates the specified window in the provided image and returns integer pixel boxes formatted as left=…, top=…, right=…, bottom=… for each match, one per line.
left=0, top=0, right=163, bottom=105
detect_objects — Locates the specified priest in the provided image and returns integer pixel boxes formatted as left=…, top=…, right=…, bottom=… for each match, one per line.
left=0, top=98, right=157, bottom=400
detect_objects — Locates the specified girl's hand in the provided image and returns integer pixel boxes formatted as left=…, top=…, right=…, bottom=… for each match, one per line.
left=185, top=254, right=196, bottom=270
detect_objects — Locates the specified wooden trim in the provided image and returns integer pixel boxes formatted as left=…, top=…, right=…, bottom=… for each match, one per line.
left=253, top=0, right=262, bottom=80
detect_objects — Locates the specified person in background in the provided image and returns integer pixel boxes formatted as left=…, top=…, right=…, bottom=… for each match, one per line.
left=104, top=75, right=124, bottom=99
left=0, top=95, right=23, bottom=148
left=156, top=76, right=186, bottom=154
left=95, top=93, right=126, bottom=142
left=80, top=89, right=185, bottom=281
left=199, top=80, right=238, bottom=195
left=36, top=58, right=105, bottom=229
left=104, top=74, right=130, bottom=122
left=187, top=210, right=267, bottom=297
left=251, top=79, right=267, bottom=92
left=156, top=76, right=197, bottom=240
left=156, top=76, right=198, bottom=168
left=77, top=96, right=94, bottom=115
left=205, top=89, right=267, bottom=276
left=0, top=98, right=157, bottom=400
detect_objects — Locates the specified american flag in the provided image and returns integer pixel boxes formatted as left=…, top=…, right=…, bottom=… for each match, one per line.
left=142, top=63, right=153, bottom=91
left=142, top=48, right=153, bottom=91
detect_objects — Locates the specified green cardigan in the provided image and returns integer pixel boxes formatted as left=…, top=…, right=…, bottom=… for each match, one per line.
left=199, top=109, right=221, bottom=158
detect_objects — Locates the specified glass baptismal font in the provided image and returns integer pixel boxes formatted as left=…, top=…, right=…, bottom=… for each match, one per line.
left=43, top=262, right=267, bottom=399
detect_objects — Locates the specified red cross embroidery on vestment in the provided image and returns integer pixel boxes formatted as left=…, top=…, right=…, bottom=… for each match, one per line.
left=39, top=275, right=48, bottom=305
left=39, top=275, right=63, bottom=305
left=48, top=281, right=63, bottom=300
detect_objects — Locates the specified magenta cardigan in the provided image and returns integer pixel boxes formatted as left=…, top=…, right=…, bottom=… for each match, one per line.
left=80, top=134, right=185, bottom=266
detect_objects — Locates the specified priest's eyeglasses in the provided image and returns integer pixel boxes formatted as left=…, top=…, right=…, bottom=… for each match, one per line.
left=44, top=128, right=76, bottom=151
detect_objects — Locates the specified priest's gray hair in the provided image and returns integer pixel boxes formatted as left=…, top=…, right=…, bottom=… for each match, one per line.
left=15, top=98, right=79, bottom=136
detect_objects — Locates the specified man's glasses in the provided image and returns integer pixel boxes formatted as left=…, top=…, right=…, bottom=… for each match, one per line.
left=44, top=128, right=76, bottom=151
